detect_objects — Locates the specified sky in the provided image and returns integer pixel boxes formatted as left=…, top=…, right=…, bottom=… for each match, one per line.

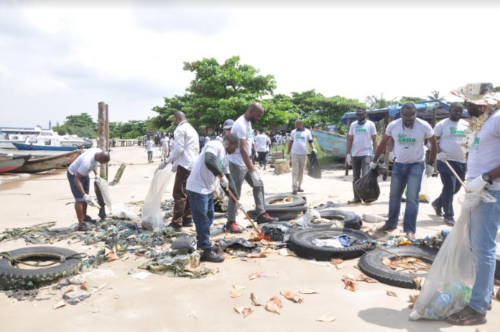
left=1, top=0, right=499, bottom=128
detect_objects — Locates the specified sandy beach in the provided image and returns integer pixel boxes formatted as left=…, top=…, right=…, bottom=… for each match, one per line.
left=0, top=146, right=498, bottom=332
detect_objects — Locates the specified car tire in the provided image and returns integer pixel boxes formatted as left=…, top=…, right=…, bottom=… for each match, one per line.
left=264, top=195, right=306, bottom=208
left=312, top=209, right=362, bottom=230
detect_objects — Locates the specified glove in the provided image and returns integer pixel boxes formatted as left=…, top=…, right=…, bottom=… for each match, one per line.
left=346, top=154, right=351, bottom=165
left=389, top=152, right=395, bottom=162
left=312, top=148, right=317, bottom=154
left=239, top=204, right=245, bottom=211
left=250, top=171, right=263, bottom=187
left=467, top=175, right=488, bottom=193
left=369, top=162, right=378, bottom=170
left=157, top=162, right=167, bottom=170
left=425, top=165, right=434, bottom=178
left=220, top=175, right=229, bottom=188
left=437, top=152, right=447, bottom=161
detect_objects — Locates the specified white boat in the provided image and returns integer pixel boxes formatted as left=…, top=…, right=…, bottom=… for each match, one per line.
left=0, top=126, right=89, bottom=149
left=0, top=126, right=42, bottom=149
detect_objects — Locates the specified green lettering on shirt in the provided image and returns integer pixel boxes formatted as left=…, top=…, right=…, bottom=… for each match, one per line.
left=449, top=127, right=466, bottom=137
left=355, top=127, right=367, bottom=134
left=397, top=133, right=416, bottom=145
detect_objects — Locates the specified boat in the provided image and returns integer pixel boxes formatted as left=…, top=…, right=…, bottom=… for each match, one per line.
left=312, top=129, right=347, bottom=158
left=9, top=151, right=80, bottom=173
left=0, top=126, right=43, bottom=149
left=13, top=142, right=78, bottom=151
left=0, top=155, right=31, bottom=174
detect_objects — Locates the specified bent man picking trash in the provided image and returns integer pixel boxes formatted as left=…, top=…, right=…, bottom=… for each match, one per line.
left=186, top=134, right=239, bottom=262
left=67, top=148, right=110, bottom=231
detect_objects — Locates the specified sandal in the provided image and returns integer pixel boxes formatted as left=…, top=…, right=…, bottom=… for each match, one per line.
left=445, top=307, right=486, bottom=326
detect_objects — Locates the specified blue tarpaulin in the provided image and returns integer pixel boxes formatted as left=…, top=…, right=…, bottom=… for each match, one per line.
left=342, top=101, right=469, bottom=125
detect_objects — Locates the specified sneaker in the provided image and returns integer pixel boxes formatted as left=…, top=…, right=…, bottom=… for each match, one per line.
left=167, top=223, right=182, bottom=232
left=201, top=247, right=225, bottom=263
left=431, top=201, right=442, bottom=216
left=182, top=218, right=193, bottom=227
left=225, top=221, right=243, bottom=233
left=405, top=232, right=416, bottom=240
left=444, top=217, right=455, bottom=227
left=297, top=188, right=304, bottom=193
left=77, top=223, right=90, bottom=232
left=348, top=199, right=362, bottom=205
left=375, top=224, right=397, bottom=234
left=292, top=190, right=298, bottom=195
left=256, top=213, right=278, bottom=224
left=83, top=215, right=94, bottom=222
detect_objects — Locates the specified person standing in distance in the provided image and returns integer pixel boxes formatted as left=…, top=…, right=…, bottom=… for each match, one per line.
left=372, top=103, right=437, bottom=240
left=145, top=136, right=154, bottom=163
left=158, top=111, right=200, bottom=232
left=287, top=119, right=316, bottom=194
left=431, top=102, right=469, bottom=226
left=255, top=129, right=270, bottom=170
left=226, top=103, right=278, bottom=231
left=345, top=108, right=378, bottom=204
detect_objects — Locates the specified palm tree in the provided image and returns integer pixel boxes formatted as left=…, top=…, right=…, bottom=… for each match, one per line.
left=427, top=90, right=444, bottom=101
left=365, top=93, right=396, bottom=109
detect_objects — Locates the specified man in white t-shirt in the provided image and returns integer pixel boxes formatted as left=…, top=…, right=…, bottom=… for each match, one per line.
left=431, top=103, right=469, bottom=226
left=287, top=119, right=316, bottom=194
left=145, top=136, right=154, bottom=163
left=67, top=148, right=110, bottom=231
left=371, top=103, right=437, bottom=239
left=255, top=129, right=271, bottom=170
left=346, top=108, right=378, bottom=204
left=160, top=134, right=169, bottom=160
left=226, top=103, right=278, bottom=228
left=186, top=134, right=239, bottom=262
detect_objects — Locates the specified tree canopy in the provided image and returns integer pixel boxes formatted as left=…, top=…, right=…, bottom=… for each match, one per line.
left=53, top=113, right=97, bottom=138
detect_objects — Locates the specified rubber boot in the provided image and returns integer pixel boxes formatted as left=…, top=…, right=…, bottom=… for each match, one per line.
left=201, top=247, right=225, bottom=263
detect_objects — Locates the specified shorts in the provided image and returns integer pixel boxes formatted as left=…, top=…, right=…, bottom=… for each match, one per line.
left=67, top=170, right=90, bottom=202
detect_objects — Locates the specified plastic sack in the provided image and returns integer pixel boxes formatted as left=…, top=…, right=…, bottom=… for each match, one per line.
left=307, top=152, right=321, bottom=179
left=96, top=177, right=113, bottom=213
left=141, top=168, right=175, bottom=231
left=410, top=191, right=497, bottom=321
left=171, top=236, right=197, bottom=251
left=354, top=163, right=387, bottom=203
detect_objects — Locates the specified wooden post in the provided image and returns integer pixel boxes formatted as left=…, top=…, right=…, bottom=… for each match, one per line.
left=345, top=118, right=353, bottom=176
left=98, top=102, right=106, bottom=178
left=105, top=104, right=109, bottom=178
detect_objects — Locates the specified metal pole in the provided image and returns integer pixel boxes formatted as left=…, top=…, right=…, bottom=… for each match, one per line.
left=98, top=102, right=106, bottom=178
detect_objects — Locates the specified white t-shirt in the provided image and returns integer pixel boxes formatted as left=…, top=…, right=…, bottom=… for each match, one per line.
left=290, top=129, right=313, bottom=155
left=255, top=134, right=269, bottom=152
left=186, top=141, right=230, bottom=195
left=386, top=118, right=434, bottom=164
left=68, top=148, right=102, bottom=176
left=434, top=118, right=469, bottom=163
left=348, top=120, right=377, bottom=157
left=161, top=138, right=168, bottom=148
left=467, top=110, right=500, bottom=190
left=227, top=115, right=253, bottom=166
left=216, top=136, right=223, bottom=142
left=146, top=140, right=154, bottom=152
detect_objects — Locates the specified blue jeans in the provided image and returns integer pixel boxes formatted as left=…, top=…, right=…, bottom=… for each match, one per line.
left=468, top=190, right=500, bottom=315
left=187, top=190, right=214, bottom=249
left=386, top=162, right=424, bottom=233
left=147, top=151, right=153, bottom=162
left=434, top=160, right=466, bottom=218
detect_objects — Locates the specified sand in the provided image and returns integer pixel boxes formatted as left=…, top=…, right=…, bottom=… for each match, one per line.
left=0, top=146, right=498, bottom=332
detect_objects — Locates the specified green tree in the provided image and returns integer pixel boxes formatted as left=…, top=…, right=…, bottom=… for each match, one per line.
left=399, top=96, right=425, bottom=104
left=427, top=90, right=444, bottom=101
left=365, top=93, right=396, bottom=109
left=53, top=113, right=97, bottom=138
left=494, top=86, right=500, bottom=93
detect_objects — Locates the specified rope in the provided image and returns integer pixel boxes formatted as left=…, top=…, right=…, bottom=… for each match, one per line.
left=0, top=252, right=87, bottom=268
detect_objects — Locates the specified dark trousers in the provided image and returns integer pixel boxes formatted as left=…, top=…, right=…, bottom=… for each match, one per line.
left=352, top=156, right=371, bottom=200
left=172, top=166, right=192, bottom=226
left=147, top=151, right=153, bottom=162
left=187, top=190, right=214, bottom=248
left=433, top=160, right=466, bottom=218
left=257, top=152, right=267, bottom=167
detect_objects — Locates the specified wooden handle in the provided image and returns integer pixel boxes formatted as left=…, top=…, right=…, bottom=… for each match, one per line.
left=443, top=160, right=467, bottom=190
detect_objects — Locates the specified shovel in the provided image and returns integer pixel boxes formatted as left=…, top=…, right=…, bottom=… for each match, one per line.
left=442, top=160, right=467, bottom=190
left=217, top=176, right=270, bottom=241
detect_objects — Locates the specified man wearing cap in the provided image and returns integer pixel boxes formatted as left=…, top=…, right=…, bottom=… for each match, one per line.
left=222, top=119, right=234, bottom=137
left=346, top=108, right=378, bottom=204
left=431, top=102, right=469, bottom=226
left=287, top=119, right=316, bottom=194
left=445, top=84, right=500, bottom=326
left=158, top=111, right=199, bottom=232
left=372, top=103, right=437, bottom=240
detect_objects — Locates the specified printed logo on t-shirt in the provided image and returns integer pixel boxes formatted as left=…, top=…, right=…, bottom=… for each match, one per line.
left=295, top=134, right=306, bottom=141
left=397, top=133, right=416, bottom=146
left=355, top=126, right=367, bottom=134
left=219, top=159, right=224, bottom=171
left=449, top=127, right=466, bottom=138
left=470, top=136, right=480, bottom=152
left=247, top=128, right=253, bottom=140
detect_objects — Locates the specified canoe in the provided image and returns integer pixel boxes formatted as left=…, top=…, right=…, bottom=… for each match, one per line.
left=0, top=155, right=31, bottom=174
left=312, top=129, right=347, bottom=158
left=13, top=143, right=77, bottom=152
left=9, top=151, right=80, bottom=173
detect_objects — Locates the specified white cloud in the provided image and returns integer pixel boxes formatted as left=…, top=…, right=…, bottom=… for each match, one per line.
left=0, top=2, right=499, bottom=128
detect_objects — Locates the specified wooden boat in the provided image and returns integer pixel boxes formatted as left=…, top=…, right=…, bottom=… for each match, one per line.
left=0, top=155, right=31, bottom=174
left=312, top=129, right=347, bottom=158
left=9, top=151, right=80, bottom=173
left=13, top=142, right=77, bottom=151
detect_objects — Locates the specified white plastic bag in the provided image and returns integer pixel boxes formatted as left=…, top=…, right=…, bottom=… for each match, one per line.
left=96, top=177, right=113, bottom=213
left=410, top=191, right=497, bottom=321
left=141, top=167, right=175, bottom=230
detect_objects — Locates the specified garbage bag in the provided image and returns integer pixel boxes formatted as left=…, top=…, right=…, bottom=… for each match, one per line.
left=96, top=177, right=113, bottom=213
left=171, top=236, right=197, bottom=251
left=94, top=181, right=106, bottom=220
left=307, top=152, right=321, bottom=179
left=410, top=191, right=497, bottom=321
left=141, top=168, right=175, bottom=231
left=354, top=163, right=387, bottom=203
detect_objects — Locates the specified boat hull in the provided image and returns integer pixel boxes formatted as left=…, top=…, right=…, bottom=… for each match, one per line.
left=9, top=151, right=80, bottom=173
left=312, top=129, right=347, bottom=158
left=13, top=143, right=77, bottom=151
left=0, top=156, right=29, bottom=174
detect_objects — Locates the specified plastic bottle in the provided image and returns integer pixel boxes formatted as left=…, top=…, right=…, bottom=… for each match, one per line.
left=441, top=229, right=450, bottom=238
left=428, top=292, right=452, bottom=318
